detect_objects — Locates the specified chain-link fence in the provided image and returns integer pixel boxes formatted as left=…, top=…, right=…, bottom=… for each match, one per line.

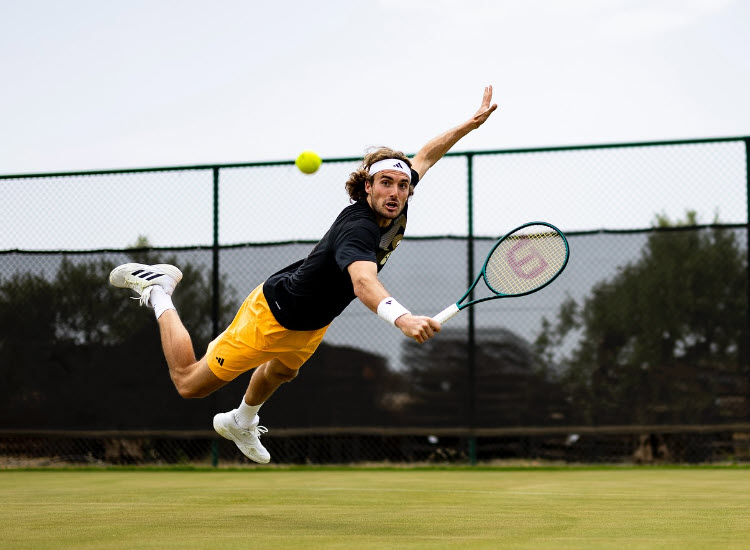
left=1, top=137, right=748, bottom=466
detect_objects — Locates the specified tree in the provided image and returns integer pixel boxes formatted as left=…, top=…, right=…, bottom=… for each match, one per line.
left=399, top=326, right=569, bottom=427
left=0, top=238, right=408, bottom=432
left=0, top=239, right=240, bottom=429
left=536, top=212, right=749, bottom=426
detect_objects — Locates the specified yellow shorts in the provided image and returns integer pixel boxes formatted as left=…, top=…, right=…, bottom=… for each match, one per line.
left=205, top=284, right=329, bottom=381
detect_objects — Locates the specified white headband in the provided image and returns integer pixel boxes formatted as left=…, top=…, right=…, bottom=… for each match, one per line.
left=369, top=159, right=411, bottom=181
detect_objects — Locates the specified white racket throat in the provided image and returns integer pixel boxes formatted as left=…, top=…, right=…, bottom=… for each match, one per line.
left=434, top=303, right=460, bottom=324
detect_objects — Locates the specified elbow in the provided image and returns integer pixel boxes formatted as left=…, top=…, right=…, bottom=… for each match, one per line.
left=347, top=261, right=379, bottom=304
left=351, top=277, right=369, bottom=301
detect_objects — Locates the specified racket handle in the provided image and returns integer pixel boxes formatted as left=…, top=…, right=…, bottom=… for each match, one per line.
left=433, top=303, right=460, bottom=324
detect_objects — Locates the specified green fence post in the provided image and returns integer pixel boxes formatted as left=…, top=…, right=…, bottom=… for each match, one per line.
left=746, top=139, right=750, bottom=376
left=211, top=440, right=219, bottom=468
left=212, top=167, right=220, bottom=340
left=212, top=166, right=220, bottom=468
left=466, top=153, right=477, bottom=465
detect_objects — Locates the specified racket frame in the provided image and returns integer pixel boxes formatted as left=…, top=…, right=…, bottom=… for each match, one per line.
left=434, top=221, right=569, bottom=324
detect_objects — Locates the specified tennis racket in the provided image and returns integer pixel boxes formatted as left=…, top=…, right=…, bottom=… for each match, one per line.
left=434, top=222, right=569, bottom=324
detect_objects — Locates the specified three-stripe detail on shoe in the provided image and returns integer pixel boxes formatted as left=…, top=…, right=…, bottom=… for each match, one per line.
left=132, top=269, right=164, bottom=281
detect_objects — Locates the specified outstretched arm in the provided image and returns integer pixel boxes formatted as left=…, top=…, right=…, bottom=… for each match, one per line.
left=410, top=85, right=498, bottom=180
left=348, top=260, right=440, bottom=343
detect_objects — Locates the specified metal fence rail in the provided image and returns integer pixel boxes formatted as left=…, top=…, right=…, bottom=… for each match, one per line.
left=2, top=425, right=749, bottom=467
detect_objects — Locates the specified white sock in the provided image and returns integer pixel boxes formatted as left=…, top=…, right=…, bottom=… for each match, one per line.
left=149, top=286, right=175, bottom=320
left=235, top=398, right=262, bottom=428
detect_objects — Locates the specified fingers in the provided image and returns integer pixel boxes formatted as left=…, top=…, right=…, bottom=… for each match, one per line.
left=474, top=85, right=498, bottom=126
left=483, top=85, right=493, bottom=105
left=410, top=317, right=441, bottom=344
left=399, top=315, right=443, bottom=343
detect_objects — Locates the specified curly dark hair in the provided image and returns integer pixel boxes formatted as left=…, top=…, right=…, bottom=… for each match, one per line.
left=345, top=146, right=414, bottom=202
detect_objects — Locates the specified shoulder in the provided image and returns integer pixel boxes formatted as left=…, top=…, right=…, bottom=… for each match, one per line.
left=337, top=201, right=378, bottom=225
left=330, top=202, right=379, bottom=239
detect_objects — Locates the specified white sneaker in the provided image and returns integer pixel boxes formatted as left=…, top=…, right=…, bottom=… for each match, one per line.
left=213, top=410, right=271, bottom=464
left=109, top=263, right=183, bottom=306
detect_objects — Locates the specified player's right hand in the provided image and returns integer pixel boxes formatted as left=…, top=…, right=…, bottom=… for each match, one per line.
left=395, top=314, right=441, bottom=343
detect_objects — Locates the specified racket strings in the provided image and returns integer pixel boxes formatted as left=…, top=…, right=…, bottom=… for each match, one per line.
left=485, top=229, right=567, bottom=295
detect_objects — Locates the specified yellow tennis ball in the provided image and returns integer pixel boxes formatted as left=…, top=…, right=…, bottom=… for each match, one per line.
left=295, top=150, right=322, bottom=174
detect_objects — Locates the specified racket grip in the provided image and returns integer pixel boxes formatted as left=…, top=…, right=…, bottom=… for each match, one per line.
left=433, top=304, right=460, bottom=324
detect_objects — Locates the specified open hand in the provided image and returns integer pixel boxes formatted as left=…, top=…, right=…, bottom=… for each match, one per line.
left=472, top=85, right=498, bottom=129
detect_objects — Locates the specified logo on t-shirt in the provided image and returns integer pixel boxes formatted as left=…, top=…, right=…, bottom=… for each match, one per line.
left=377, top=214, right=407, bottom=267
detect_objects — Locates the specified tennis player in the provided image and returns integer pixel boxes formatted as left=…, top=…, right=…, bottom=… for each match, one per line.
left=109, top=86, right=497, bottom=463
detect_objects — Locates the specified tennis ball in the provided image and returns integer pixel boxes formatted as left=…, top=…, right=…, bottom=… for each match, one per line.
left=295, top=150, right=322, bottom=174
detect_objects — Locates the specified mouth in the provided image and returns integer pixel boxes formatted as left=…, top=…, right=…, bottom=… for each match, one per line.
left=384, top=200, right=400, bottom=212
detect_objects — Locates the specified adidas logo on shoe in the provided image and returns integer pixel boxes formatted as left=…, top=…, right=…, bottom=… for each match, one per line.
left=131, top=269, right=167, bottom=282
left=109, top=263, right=184, bottom=306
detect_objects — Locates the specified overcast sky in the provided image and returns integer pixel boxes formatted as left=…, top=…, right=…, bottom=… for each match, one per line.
left=1, top=0, right=748, bottom=175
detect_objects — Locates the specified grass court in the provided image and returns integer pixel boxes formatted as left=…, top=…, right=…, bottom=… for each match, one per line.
left=2, top=466, right=749, bottom=549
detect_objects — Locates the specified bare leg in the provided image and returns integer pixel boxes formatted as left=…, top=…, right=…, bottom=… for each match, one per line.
left=157, top=310, right=227, bottom=398
left=243, top=359, right=298, bottom=405
left=212, top=359, right=296, bottom=464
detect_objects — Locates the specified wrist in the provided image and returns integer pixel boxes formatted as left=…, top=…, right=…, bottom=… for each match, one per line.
left=377, top=297, right=410, bottom=326
left=394, top=314, right=410, bottom=328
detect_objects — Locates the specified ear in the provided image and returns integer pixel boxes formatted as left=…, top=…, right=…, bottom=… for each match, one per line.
left=364, top=179, right=373, bottom=195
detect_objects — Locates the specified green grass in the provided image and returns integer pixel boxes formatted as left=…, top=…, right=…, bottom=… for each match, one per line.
left=1, top=467, right=749, bottom=549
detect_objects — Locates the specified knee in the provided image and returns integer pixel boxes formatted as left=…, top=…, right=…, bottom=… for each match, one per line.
left=269, top=363, right=299, bottom=384
left=174, top=375, right=215, bottom=399
left=171, top=359, right=224, bottom=399
left=177, top=387, right=210, bottom=399
left=176, top=383, right=210, bottom=399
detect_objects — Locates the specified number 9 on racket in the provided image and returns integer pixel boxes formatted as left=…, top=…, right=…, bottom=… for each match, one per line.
left=434, top=222, right=569, bottom=324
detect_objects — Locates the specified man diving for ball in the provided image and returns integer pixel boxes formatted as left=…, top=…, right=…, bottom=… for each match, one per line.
left=109, top=86, right=498, bottom=463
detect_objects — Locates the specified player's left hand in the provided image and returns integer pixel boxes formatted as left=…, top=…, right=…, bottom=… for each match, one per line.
left=471, top=85, right=498, bottom=129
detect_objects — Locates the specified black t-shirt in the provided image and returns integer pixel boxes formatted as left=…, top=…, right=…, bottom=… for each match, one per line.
left=263, top=169, right=419, bottom=330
